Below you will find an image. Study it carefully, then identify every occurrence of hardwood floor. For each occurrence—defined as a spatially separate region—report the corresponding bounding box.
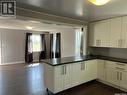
[0,63,126,95]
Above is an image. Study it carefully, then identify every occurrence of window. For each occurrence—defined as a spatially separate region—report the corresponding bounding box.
[53,34,57,58]
[31,34,41,52]
[75,28,83,56]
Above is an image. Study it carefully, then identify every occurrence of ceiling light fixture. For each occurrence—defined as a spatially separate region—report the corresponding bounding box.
[26,26,33,30]
[88,0,110,5]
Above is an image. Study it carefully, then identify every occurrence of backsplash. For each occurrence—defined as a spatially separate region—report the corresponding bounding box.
[89,47,127,59]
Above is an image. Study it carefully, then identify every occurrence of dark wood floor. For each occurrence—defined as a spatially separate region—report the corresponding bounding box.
[0,63,126,95]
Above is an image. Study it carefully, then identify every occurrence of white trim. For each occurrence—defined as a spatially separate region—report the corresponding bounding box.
[0,61,25,65]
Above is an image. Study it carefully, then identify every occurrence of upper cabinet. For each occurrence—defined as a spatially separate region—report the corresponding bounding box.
[110,17,122,48]
[122,16,127,48]
[89,20,110,47]
[89,16,127,48]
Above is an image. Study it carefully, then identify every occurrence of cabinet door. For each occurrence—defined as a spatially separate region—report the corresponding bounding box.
[110,17,122,48]
[122,16,127,48]
[97,60,106,81]
[63,64,72,90]
[80,62,87,83]
[72,63,81,87]
[98,20,110,47]
[120,71,127,89]
[85,60,97,82]
[106,68,120,86]
[89,20,110,47]
[93,22,102,47]
[54,66,64,93]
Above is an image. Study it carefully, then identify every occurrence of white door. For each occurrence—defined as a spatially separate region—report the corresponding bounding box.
[120,71,127,89]
[97,60,106,81]
[110,17,122,48]
[85,60,97,82]
[106,68,120,86]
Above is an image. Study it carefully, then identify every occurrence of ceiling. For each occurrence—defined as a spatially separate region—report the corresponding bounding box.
[0,19,78,31]
[16,0,127,21]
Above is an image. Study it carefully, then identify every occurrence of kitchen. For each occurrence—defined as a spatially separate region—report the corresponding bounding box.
[0,0,127,95]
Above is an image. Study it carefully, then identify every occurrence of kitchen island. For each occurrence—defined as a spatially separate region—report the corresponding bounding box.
[42,55,98,94]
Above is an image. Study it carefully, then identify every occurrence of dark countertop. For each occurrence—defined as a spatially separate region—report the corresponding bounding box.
[41,55,97,66]
[41,55,127,66]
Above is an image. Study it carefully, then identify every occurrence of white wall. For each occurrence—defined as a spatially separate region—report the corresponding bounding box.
[57,28,76,57]
[0,27,80,65]
[0,32,1,64]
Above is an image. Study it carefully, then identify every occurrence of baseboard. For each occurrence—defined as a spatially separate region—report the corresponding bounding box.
[0,61,25,65]
[97,79,127,92]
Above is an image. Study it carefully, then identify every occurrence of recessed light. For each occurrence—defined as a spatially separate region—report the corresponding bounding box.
[26,26,33,30]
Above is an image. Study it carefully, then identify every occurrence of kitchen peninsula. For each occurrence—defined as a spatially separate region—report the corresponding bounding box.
[42,55,127,94]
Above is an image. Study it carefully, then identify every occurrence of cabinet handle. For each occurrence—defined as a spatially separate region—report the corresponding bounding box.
[99,40,101,46]
[64,65,66,75]
[61,66,65,75]
[118,39,122,47]
[120,72,122,81]
[81,63,85,70]
[117,72,119,80]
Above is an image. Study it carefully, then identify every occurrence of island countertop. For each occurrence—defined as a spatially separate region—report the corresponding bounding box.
[41,55,127,66]
[41,55,97,66]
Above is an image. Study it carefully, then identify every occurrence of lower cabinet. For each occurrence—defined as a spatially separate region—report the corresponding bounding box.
[98,61,127,91]
[120,71,127,89]
[44,60,97,94]
[85,60,97,82]
[72,60,97,87]
[97,60,106,81]
[54,64,72,93]
[44,59,127,93]
[106,67,120,86]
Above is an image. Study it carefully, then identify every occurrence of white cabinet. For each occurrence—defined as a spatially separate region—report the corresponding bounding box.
[110,17,122,48]
[55,64,72,93]
[85,60,97,81]
[97,60,106,81]
[121,16,127,48]
[44,60,97,94]
[106,61,127,90]
[72,62,81,86]
[89,20,110,47]
[44,63,72,93]
[89,17,126,48]
[106,67,120,86]
[120,71,127,89]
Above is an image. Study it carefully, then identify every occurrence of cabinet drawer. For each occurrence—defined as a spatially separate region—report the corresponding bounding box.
[106,61,127,71]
